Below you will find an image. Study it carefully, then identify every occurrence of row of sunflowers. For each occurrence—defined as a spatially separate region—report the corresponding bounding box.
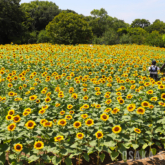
[1,44,165,164]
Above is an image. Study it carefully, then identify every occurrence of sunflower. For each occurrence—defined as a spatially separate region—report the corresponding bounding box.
[34,141,44,150]
[83,95,88,100]
[161,93,165,100]
[43,121,52,127]
[42,105,49,109]
[81,114,88,119]
[100,114,109,121]
[95,91,101,95]
[111,108,120,114]
[136,107,145,115]
[67,104,73,109]
[105,99,112,104]
[112,125,122,134]
[7,123,16,131]
[158,85,165,89]
[118,99,124,104]
[8,109,15,115]
[69,87,74,93]
[60,111,65,115]
[69,110,74,114]
[116,92,121,96]
[95,131,103,139]
[24,108,31,113]
[39,109,46,115]
[13,115,21,123]
[146,90,153,94]
[58,119,67,127]
[6,115,13,121]
[76,133,84,140]
[117,96,122,100]
[45,97,51,103]
[126,94,133,99]
[141,101,149,107]
[120,86,126,90]
[40,119,47,125]
[25,120,36,129]
[73,121,81,129]
[65,115,72,120]
[104,108,112,113]
[14,143,23,152]
[29,95,37,101]
[134,128,141,134]
[55,103,60,107]
[150,97,158,101]
[127,104,136,112]
[8,83,13,88]
[85,119,94,127]
[54,136,64,142]
[71,93,78,99]
[83,104,89,109]
[83,88,87,92]
[8,91,15,96]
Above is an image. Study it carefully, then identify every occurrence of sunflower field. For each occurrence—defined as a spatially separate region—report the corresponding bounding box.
[1,44,165,165]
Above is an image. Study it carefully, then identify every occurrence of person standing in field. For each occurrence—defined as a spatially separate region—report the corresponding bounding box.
[148,60,160,81]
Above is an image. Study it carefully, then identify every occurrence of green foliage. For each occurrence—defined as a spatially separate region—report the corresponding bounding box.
[119,34,132,44]
[46,12,93,45]
[131,19,150,28]
[101,28,119,45]
[146,19,165,34]
[117,28,128,36]
[21,0,60,31]
[89,8,128,38]
[145,31,164,47]
[127,27,147,45]
[37,30,51,43]
[0,0,27,44]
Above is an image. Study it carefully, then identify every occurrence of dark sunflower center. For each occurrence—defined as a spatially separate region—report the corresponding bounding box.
[28,122,33,127]
[87,120,92,124]
[138,109,143,112]
[114,127,119,131]
[75,123,80,126]
[8,116,11,119]
[36,143,41,147]
[78,134,82,137]
[97,133,102,137]
[143,103,148,106]
[10,125,14,129]
[14,117,19,121]
[60,121,65,124]
[103,115,107,119]
[16,145,21,150]
[135,129,140,132]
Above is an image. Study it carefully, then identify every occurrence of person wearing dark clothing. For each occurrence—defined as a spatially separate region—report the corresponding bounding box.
[148,60,160,81]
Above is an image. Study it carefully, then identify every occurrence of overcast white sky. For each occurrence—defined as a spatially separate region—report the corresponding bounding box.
[20,0,165,24]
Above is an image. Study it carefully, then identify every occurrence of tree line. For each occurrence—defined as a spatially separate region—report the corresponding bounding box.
[1,0,165,47]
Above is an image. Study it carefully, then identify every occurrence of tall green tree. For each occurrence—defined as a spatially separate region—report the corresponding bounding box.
[89,8,109,38]
[21,0,60,31]
[131,19,150,28]
[146,19,165,34]
[145,31,164,47]
[0,0,27,44]
[46,12,93,45]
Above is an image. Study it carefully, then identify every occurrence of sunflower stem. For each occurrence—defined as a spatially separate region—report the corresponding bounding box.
[79,154,81,165]
[97,151,99,165]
